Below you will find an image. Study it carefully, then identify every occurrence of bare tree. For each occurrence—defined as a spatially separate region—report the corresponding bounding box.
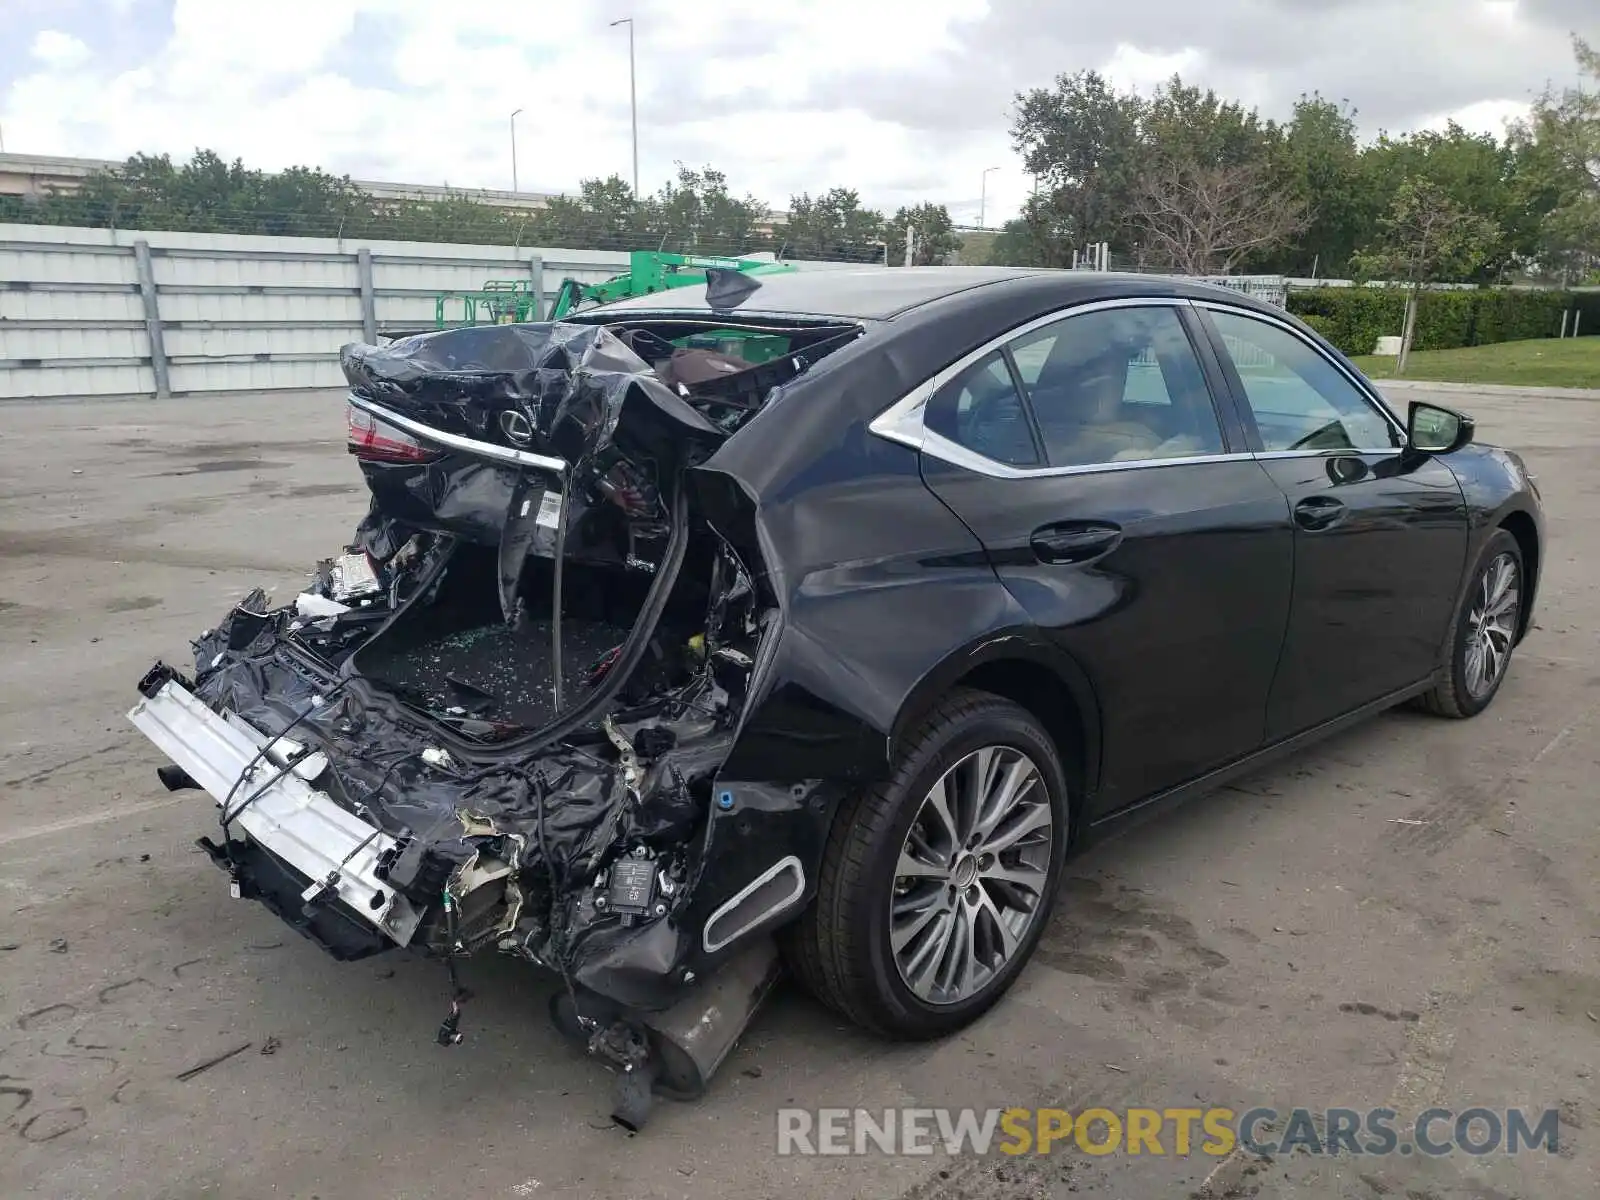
[1128,157,1308,275]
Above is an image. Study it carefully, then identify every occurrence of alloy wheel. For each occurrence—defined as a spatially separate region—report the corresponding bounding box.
[890,746,1055,1005]
[1463,551,1520,700]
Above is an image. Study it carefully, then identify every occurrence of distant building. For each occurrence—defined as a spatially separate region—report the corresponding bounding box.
[0,151,557,211]
[1,151,813,245]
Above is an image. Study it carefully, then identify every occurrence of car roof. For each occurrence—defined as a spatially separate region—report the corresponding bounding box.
[587,265,1284,323]
[589,265,1050,320]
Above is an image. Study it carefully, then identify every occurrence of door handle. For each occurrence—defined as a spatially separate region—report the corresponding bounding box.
[1293,495,1346,531]
[1029,522,1122,564]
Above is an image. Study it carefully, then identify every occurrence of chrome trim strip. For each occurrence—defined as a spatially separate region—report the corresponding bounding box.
[868,380,934,452]
[923,439,1248,480]
[867,296,1201,474]
[348,393,568,474]
[868,293,1411,480]
[1253,447,1402,461]
[702,855,806,954]
[128,681,425,946]
[925,295,1191,401]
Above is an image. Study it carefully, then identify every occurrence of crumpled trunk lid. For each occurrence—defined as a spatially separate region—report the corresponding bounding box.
[340,321,726,552]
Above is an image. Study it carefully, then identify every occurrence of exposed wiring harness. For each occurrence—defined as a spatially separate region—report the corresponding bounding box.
[216,679,349,883]
[531,766,590,1037]
[435,882,472,1046]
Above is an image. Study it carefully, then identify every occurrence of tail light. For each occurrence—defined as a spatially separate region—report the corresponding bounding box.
[347,403,439,463]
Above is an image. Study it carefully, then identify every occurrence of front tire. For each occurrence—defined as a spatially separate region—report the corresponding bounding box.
[1419,528,1524,719]
[783,688,1070,1038]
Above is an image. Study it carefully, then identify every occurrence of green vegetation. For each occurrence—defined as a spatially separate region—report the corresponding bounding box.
[0,153,959,263]
[1,35,1594,274]
[1349,337,1600,389]
[1002,36,1600,282]
[1288,286,1600,357]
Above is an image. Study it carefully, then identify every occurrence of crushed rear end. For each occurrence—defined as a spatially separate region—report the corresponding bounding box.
[128,312,861,1119]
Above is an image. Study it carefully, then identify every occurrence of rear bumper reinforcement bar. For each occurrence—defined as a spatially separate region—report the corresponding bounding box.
[128,680,425,946]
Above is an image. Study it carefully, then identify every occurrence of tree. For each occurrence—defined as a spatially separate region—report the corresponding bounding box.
[1514,36,1600,280]
[1357,124,1520,279]
[56,150,365,235]
[1351,179,1501,371]
[1129,156,1307,274]
[983,192,1081,267]
[1011,70,1147,255]
[1142,77,1279,168]
[533,176,641,249]
[782,188,885,261]
[643,165,768,255]
[1276,94,1366,276]
[885,203,958,265]
[1011,71,1302,271]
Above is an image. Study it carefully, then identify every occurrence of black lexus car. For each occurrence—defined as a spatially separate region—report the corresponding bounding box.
[130,267,1542,1116]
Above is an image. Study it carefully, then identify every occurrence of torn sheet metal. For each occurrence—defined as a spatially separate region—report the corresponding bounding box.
[341,323,726,478]
[343,324,726,582]
[157,587,748,1007]
[129,318,858,1025]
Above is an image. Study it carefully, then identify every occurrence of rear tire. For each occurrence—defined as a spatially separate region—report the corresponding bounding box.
[1418,528,1524,719]
[783,688,1069,1039]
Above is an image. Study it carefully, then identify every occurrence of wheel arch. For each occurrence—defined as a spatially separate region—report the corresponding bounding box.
[890,634,1101,835]
[1497,508,1540,641]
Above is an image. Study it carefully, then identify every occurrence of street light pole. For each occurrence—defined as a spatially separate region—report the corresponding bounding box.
[611,18,639,200]
[980,166,1000,230]
[510,108,523,193]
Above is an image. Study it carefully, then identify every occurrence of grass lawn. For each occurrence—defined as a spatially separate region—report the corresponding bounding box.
[1349,336,1600,389]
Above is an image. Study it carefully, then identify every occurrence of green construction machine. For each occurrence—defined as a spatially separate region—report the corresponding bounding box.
[423,250,802,363]
[432,250,797,329]
[433,279,541,328]
[546,250,797,319]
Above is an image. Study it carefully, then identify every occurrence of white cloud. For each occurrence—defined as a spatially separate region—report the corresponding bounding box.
[1426,98,1534,137]
[30,30,91,69]
[1102,44,1205,95]
[0,0,1592,229]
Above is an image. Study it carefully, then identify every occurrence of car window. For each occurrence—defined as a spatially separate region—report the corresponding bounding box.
[924,350,1040,467]
[1008,306,1226,468]
[1207,310,1401,452]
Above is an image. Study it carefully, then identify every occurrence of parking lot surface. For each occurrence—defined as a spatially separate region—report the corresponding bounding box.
[2,386,1597,1199]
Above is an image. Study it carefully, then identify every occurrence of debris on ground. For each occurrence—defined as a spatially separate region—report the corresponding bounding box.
[176,1041,254,1081]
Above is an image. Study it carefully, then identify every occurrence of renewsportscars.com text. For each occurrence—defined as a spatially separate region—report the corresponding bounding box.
[776,1106,1560,1158]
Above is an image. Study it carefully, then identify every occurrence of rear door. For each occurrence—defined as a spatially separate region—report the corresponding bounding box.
[911,299,1295,816]
[1196,304,1468,740]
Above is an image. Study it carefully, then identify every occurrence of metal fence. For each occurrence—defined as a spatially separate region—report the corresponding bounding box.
[0,223,856,401]
[1190,274,1288,308]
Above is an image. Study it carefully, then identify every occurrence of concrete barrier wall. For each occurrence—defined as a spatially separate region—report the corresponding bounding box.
[0,224,853,401]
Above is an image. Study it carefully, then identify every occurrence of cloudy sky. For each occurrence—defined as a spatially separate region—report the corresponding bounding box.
[0,0,1594,225]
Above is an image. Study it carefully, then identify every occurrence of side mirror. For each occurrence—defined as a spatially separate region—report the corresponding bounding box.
[1407,401,1474,456]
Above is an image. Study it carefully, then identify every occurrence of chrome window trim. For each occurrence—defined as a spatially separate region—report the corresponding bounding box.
[1189,299,1409,446]
[919,435,1245,480]
[1255,447,1403,460]
[866,294,1412,482]
[868,295,1255,478]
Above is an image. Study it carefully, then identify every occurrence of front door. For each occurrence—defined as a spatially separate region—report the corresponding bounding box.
[916,300,1295,816]
[1197,306,1468,740]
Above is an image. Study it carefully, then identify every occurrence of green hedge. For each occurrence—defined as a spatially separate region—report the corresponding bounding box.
[1287,287,1600,357]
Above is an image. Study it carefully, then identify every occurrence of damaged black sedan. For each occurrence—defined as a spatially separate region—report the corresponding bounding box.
[130,267,1544,1124]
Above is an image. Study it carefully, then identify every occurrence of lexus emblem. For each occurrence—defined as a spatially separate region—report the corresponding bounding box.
[499,410,534,446]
